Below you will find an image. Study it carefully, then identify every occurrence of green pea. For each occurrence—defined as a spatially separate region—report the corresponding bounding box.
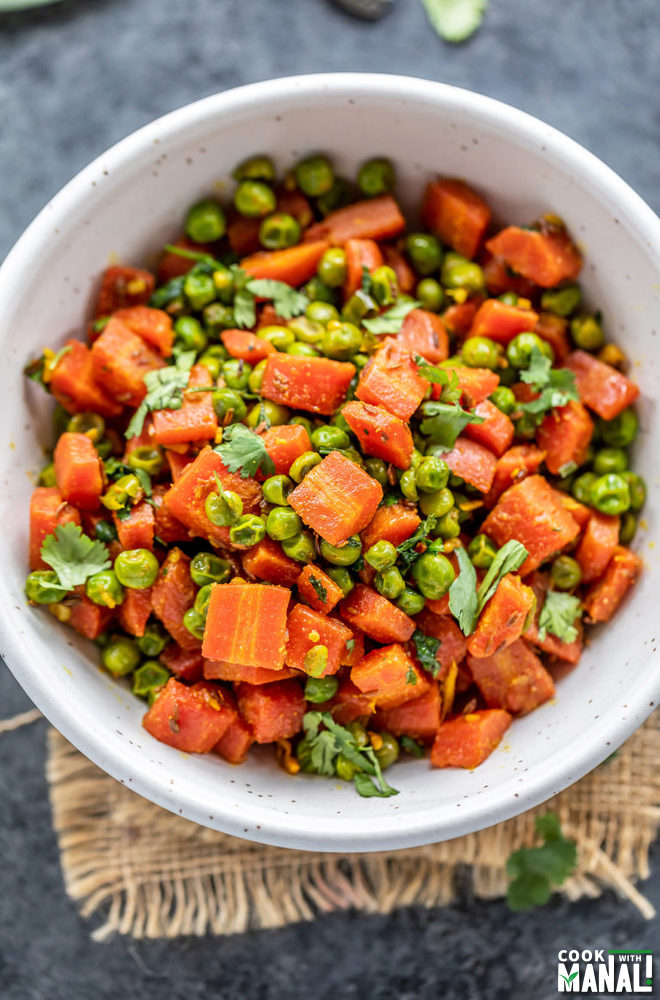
[205,489,243,527]
[335,753,359,781]
[399,468,419,502]
[234,180,276,218]
[570,314,604,351]
[365,540,398,571]
[286,341,320,357]
[311,425,351,451]
[406,233,442,276]
[468,534,497,569]
[95,439,114,460]
[320,322,363,361]
[194,583,214,616]
[190,551,231,587]
[621,471,646,511]
[374,731,400,770]
[174,315,208,354]
[266,507,302,541]
[375,566,406,600]
[364,458,389,487]
[295,155,334,197]
[288,316,324,345]
[498,292,519,306]
[114,549,159,589]
[370,265,398,307]
[185,198,226,243]
[183,273,216,311]
[212,266,235,304]
[600,409,638,448]
[489,386,517,415]
[258,325,296,351]
[197,352,222,380]
[341,290,378,327]
[281,531,316,563]
[619,511,637,545]
[86,569,125,608]
[25,570,68,604]
[419,487,454,517]
[540,283,581,317]
[514,413,539,440]
[94,520,118,544]
[441,252,485,291]
[262,474,294,506]
[222,358,253,390]
[572,471,598,505]
[246,400,289,427]
[416,278,444,312]
[304,675,339,704]
[302,276,337,304]
[412,552,456,599]
[415,456,450,493]
[232,155,276,183]
[592,447,627,475]
[203,302,235,334]
[67,411,106,441]
[507,332,553,369]
[434,508,461,539]
[306,300,339,326]
[259,212,301,250]
[38,462,57,488]
[212,388,247,424]
[357,157,395,197]
[550,555,582,590]
[101,636,141,677]
[316,176,352,216]
[462,336,501,370]
[589,473,631,515]
[126,446,164,477]
[317,247,347,288]
[137,622,169,658]
[101,474,143,512]
[320,535,362,566]
[229,514,267,547]
[395,587,426,616]
[330,411,352,435]
[289,450,323,483]
[182,607,206,640]
[132,661,170,702]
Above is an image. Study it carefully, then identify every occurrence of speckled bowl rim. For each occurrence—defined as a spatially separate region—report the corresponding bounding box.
[1,74,659,851]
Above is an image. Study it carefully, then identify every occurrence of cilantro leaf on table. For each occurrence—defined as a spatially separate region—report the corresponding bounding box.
[214,424,275,479]
[40,522,111,590]
[308,574,328,605]
[362,299,420,335]
[518,347,579,419]
[419,400,483,451]
[420,0,488,43]
[412,630,441,678]
[125,350,196,439]
[448,545,479,635]
[506,812,577,911]
[396,515,437,571]
[538,590,582,643]
[302,712,399,798]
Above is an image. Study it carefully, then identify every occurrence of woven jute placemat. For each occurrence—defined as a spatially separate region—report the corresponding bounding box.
[21,709,653,941]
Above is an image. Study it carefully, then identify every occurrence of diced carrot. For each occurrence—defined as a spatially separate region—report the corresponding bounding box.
[414,610,468,675]
[351,643,430,710]
[68,593,113,639]
[260,423,311,477]
[91,316,164,407]
[467,573,536,658]
[382,244,416,295]
[29,487,81,571]
[157,237,216,283]
[342,400,414,469]
[356,340,427,421]
[360,503,421,551]
[112,306,174,357]
[576,512,620,584]
[285,603,353,677]
[481,252,537,298]
[49,340,123,418]
[159,643,204,682]
[343,238,384,300]
[288,451,382,547]
[214,699,255,764]
[374,683,441,742]
[119,587,152,637]
[53,432,103,511]
[483,444,546,508]
[468,298,539,344]
[485,226,582,288]
[113,501,155,551]
[305,195,405,245]
[396,308,449,364]
[430,709,512,768]
[523,571,583,664]
[241,538,302,587]
[296,564,344,615]
[339,584,415,644]
[557,493,591,530]
[319,677,374,725]
[442,299,481,338]
[443,437,498,494]
[151,484,190,544]
[236,679,306,743]
[564,350,640,420]
[438,366,500,407]
[122,420,156,459]
[583,545,642,623]
[152,364,217,446]
[464,399,514,457]
[228,188,313,255]
[165,449,194,482]
[95,266,154,317]
[467,639,554,715]
[261,354,355,416]
[534,312,570,364]
[240,240,329,285]
[483,475,581,574]
[151,547,199,651]
[535,399,594,476]
[421,179,491,259]
[221,329,276,364]
[143,678,236,753]
[202,581,290,669]
[341,628,365,667]
[203,660,299,684]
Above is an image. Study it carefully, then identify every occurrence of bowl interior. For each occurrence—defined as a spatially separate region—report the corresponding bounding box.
[1,75,658,851]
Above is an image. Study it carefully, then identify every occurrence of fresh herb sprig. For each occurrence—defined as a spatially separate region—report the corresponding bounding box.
[396,515,437,571]
[507,812,577,911]
[412,630,442,678]
[214,424,275,479]
[518,347,579,420]
[449,540,529,636]
[125,351,196,439]
[362,299,419,335]
[538,590,582,644]
[302,712,399,798]
[40,523,111,590]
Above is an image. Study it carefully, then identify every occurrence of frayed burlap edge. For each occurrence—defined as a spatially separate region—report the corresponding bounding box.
[40,711,659,941]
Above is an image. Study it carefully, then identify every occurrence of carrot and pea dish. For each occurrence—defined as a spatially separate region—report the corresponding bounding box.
[24,153,644,797]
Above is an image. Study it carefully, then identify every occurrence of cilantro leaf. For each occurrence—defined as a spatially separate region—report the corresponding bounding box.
[214,424,275,479]
[420,0,488,43]
[406,665,418,685]
[419,400,484,450]
[308,574,328,605]
[448,545,479,635]
[361,266,373,294]
[41,522,111,590]
[246,278,309,321]
[518,347,579,419]
[103,458,152,497]
[362,299,420,335]
[396,515,437,571]
[400,735,425,758]
[412,630,441,678]
[125,351,196,439]
[232,288,257,329]
[506,812,577,911]
[476,540,528,615]
[162,244,221,267]
[301,711,399,798]
[413,357,461,403]
[538,590,582,643]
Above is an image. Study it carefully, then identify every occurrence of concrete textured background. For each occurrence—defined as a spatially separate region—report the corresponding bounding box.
[0,1,659,996]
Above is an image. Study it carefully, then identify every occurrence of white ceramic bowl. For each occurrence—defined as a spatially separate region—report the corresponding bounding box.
[1,74,658,852]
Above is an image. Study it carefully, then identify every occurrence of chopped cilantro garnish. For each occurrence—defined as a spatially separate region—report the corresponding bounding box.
[308,574,328,605]
[538,590,582,644]
[507,812,577,911]
[214,424,275,479]
[419,400,484,450]
[412,630,442,678]
[125,351,196,439]
[400,735,426,758]
[396,515,437,571]
[246,278,308,320]
[414,357,462,404]
[449,540,528,636]
[518,347,579,419]
[302,712,399,798]
[40,522,111,590]
[362,299,419,335]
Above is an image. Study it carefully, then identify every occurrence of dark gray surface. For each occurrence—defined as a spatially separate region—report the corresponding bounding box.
[1,0,659,997]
